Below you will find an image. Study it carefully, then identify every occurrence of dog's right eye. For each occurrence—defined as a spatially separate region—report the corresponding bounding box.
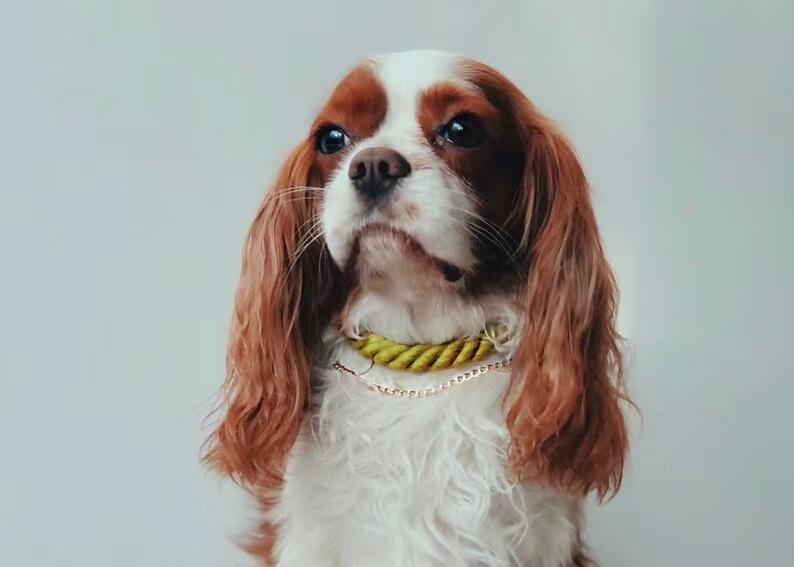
[316,126,350,154]
[440,114,486,149]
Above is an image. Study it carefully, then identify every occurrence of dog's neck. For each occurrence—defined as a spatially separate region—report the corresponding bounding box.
[339,286,523,346]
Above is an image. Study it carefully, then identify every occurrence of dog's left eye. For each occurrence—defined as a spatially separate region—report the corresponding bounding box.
[440,114,486,148]
[316,125,350,154]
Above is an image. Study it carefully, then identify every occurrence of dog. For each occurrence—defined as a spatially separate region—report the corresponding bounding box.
[205,50,630,566]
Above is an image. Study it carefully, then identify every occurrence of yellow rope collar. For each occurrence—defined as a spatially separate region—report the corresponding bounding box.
[350,324,508,372]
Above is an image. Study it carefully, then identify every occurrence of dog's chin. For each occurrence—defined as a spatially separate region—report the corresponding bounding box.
[354,224,465,287]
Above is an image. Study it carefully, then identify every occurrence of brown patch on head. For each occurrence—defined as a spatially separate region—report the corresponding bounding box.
[417,80,525,277]
[418,83,500,130]
[309,64,388,185]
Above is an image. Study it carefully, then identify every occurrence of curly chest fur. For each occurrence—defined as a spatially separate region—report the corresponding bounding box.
[273,358,582,567]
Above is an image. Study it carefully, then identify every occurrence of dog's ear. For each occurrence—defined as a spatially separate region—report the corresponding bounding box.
[204,141,338,488]
[507,101,630,500]
[464,61,631,499]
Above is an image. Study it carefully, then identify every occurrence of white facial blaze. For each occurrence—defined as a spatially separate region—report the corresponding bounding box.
[320,50,515,343]
[321,50,478,276]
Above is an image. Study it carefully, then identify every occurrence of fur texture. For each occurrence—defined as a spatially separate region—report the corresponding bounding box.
[205,50,630,566]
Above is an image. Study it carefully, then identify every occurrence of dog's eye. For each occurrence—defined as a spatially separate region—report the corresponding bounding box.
[441,114,486,148]
[316,125,350,154]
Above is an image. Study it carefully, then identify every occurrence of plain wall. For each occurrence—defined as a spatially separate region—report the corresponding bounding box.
[2,1,792,565]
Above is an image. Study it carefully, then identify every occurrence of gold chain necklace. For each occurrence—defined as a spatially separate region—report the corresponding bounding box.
[332,358,512,398]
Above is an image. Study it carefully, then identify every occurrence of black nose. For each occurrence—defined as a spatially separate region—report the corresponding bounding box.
[348,147,411,198]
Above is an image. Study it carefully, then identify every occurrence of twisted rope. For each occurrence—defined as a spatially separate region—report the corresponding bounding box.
[350,325,507,372]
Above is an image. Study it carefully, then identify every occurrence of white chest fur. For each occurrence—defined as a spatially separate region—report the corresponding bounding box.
[273,345,580,567]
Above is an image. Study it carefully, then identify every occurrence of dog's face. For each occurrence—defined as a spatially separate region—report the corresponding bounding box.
[318,52,523,298]
[206,51,629,503]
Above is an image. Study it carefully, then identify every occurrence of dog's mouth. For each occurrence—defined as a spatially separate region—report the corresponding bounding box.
[354,223,464,283]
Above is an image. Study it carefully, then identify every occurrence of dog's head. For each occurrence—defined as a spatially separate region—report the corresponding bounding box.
[205,51,629,500]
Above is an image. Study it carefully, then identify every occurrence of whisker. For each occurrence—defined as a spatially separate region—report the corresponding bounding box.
[290,227,326,272]
[292,217,324,261]
[461,212,517,254]
[296,217,323,236]
[447,203,517,248]
[433,203,519,266]
[275,185,325,195]
[296,219,323,248]
[445,182,518,250]
[464,223,518,270]
[429,209,511,269]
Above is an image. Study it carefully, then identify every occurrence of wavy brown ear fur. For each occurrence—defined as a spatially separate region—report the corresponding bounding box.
[204,140,338,489]
[465,62,630,500]
[509,96,629,501]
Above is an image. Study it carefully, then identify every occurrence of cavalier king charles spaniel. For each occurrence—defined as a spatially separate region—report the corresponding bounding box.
[205,50,631,566]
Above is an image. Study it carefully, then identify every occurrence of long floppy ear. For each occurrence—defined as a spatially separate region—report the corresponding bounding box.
[204,140,338,488]
[506,104,630,500]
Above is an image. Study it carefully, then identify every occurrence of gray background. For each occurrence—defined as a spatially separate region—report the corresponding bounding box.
[2,1,792,566]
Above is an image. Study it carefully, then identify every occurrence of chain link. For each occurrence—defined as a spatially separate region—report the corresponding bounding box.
[332,358,512,398]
